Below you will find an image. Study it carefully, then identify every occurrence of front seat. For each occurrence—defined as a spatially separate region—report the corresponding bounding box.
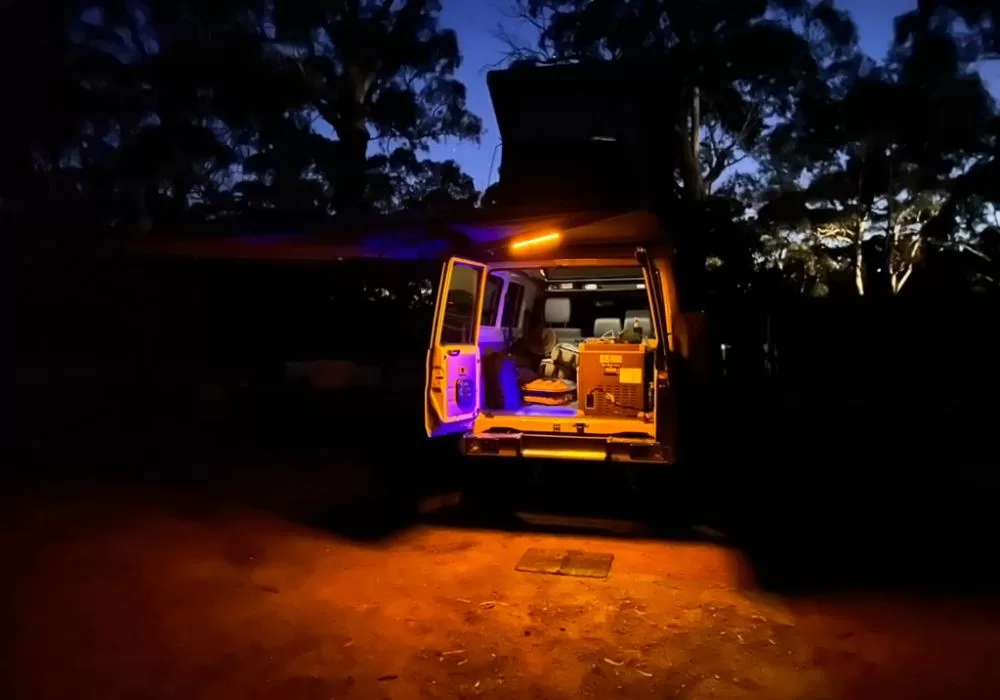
[593,317,622,338]
[624,309,653,338]
[544,298,582,342]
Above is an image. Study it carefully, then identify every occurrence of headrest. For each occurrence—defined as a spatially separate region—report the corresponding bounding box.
[593,318,622,337]
[544,297,571,325]
[624,310,653,337]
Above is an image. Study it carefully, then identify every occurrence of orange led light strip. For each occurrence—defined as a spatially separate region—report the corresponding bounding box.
[510,232,561,250]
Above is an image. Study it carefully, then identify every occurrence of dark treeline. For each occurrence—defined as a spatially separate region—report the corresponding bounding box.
[492,0,1000,299]
[5,0,1000,466]
[0,0,483,238]
[2,0,1000,304]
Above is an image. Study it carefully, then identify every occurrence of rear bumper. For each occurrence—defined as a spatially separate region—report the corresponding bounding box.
[462,432,672,464]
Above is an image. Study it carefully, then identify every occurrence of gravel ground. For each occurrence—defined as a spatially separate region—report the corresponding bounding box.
[3,475,1000,700]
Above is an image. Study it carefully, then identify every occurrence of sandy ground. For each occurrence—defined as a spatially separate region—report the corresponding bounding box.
[3,483,1000,700]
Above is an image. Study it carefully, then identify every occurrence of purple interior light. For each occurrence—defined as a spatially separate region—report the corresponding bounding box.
[509,404,578,417]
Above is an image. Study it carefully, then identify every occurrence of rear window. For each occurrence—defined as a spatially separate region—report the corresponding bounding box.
[441,262,483,345]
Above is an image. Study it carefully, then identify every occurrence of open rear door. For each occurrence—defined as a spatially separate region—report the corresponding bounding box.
[425,257,488,438]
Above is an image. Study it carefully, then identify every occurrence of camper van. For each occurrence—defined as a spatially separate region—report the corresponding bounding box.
[425,209,703,465]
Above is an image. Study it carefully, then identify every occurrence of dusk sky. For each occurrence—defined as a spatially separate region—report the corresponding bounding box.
[430,0,1000,191]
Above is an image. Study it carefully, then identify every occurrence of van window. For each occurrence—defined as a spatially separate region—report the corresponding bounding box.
[501,280,525,328]
[441,263,483,345]
[481,273,504,326]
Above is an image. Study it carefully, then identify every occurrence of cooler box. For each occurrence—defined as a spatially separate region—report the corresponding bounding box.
[577,342,647,416]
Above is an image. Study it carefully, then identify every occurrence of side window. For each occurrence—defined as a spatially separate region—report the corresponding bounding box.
[501,281,526,328]
[440,263,483,345]
[481,273,504,326]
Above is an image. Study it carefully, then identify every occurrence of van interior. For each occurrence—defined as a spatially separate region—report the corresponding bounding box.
[462,264,659,424]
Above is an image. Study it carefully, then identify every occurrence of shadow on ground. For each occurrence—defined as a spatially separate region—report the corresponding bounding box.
[7,381,1000,601]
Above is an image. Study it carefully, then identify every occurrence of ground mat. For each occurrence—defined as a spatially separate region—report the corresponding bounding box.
[515,548,614,578]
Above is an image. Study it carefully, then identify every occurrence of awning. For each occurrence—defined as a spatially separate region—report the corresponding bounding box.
[127,209,666,263]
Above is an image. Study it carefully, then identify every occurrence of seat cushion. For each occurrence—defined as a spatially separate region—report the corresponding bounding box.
[552,327,582,342]
[537,359,572,379]
[550,343,580,369]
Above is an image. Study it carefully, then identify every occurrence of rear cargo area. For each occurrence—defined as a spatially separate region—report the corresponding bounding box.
[478,267,657,431]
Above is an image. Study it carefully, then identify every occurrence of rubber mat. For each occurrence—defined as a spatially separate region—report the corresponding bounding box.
[515,548,614,578]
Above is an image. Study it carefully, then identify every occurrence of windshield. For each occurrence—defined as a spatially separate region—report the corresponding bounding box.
[544,289,653,339]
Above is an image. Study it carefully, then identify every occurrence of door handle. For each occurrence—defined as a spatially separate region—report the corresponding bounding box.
[447,349,461,356]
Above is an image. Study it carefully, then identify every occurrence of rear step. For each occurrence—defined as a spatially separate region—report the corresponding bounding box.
[463,432,669,463]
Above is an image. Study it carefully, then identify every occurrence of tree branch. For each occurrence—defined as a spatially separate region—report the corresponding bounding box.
[702,107,759,190]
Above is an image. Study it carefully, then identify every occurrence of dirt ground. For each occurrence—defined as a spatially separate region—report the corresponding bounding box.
[3,481,1000,700]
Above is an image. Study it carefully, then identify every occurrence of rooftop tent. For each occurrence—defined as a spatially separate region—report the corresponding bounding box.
[488,61,673,142]
[486,61,680,213]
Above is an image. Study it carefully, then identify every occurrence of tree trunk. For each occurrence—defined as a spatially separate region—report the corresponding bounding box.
[674,87,706,201]
[331,11,375,220]
[888,220,901,294]
[854,217,868,296]
[335,121,370,219]
[855,241,865,295]
[889,237,921,294]
[691,86,701,180]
